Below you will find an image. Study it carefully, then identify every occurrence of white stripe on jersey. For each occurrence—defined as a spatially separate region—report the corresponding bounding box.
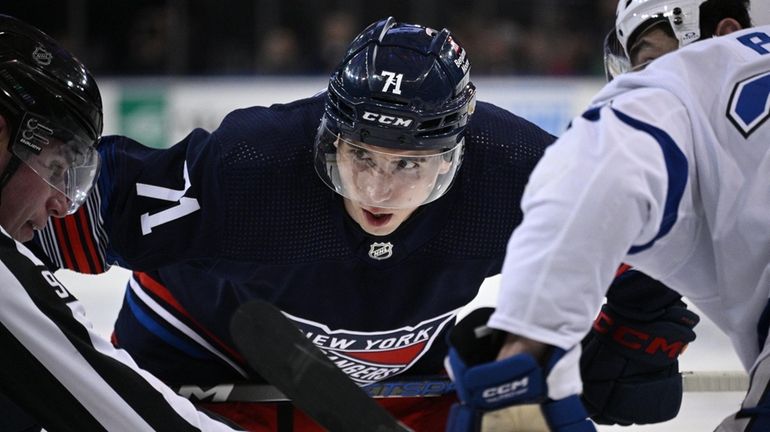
[128,275,249,377]
[39,214,65,270]
[0,255,155,430]
[85,183,109,267]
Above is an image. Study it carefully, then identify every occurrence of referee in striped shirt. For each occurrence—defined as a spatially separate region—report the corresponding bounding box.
[0,15,241,432]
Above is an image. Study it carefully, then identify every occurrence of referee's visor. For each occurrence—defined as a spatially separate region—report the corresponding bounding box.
[12,111,100,215]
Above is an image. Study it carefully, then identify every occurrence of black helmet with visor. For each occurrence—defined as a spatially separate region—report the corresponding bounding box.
[0,14,102,215]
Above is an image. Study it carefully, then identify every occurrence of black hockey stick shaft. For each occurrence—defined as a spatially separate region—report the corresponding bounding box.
[229,299,413,432]
[176,369,749,403]
[176,375,456,402]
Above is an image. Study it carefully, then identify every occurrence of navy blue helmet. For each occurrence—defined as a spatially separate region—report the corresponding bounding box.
[315,17,475,209]
[321,16,475,151]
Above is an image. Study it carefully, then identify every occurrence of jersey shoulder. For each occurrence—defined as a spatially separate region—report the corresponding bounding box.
[212,94,325,169]
[422,102,555,259]
[465,101,555,174]
[211,95,347,261]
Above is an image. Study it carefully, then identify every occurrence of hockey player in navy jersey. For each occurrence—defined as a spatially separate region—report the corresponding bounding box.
[31,17,696,431]
[442,1,770,431]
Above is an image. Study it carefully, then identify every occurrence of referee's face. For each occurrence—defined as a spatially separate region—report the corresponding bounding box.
[0,117,69,242]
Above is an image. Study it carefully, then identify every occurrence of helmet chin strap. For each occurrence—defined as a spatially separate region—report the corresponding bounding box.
[0,154,22,208]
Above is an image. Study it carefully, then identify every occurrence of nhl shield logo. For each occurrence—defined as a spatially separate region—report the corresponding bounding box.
[368,242,393,260]
[32,46,52,66]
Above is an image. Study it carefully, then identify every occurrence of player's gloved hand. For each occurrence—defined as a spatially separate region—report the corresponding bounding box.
[580,300,699,425]
[444,308,595,432]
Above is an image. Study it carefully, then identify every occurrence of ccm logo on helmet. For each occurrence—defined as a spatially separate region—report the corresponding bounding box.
[482,377,529,401]
[362,111,413,127]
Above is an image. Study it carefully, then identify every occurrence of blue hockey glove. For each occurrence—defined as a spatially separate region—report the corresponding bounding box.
[580,301,699,425]
[445,308,595,432]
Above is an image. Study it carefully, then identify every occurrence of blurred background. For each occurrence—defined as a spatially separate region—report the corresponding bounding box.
[7,0,617,77]
[3,1,621,147]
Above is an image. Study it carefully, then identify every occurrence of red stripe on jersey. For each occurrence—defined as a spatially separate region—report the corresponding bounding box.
[64,215,91,273]
[52,217,75,271]
[135,272,245,363]
[345,341,427,366]
[199,393,456,432]
[75,209,103,274]
[616,263,632,277]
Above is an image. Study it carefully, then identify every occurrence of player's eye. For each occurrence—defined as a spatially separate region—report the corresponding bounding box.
[350,148,369,160]
[349,148,377,167]
[395,159,419,170]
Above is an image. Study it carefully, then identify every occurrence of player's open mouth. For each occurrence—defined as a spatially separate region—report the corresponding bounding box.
[362,209,393,227]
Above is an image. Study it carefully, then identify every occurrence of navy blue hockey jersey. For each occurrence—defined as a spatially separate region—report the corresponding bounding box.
[35,94,554,428]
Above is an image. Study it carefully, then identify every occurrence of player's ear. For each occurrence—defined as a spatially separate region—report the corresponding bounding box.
[715,18,743,36]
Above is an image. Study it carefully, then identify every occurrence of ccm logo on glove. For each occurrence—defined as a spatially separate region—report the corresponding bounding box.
[482,377,529,401]
[593,311,687,358]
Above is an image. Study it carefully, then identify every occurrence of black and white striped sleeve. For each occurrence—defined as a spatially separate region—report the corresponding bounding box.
[0,232,240,432]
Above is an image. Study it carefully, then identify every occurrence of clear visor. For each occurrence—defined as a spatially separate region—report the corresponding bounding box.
[605,19,679,81]
[12,113,100,214]
[603,27,632,82]
[315,123,463,209]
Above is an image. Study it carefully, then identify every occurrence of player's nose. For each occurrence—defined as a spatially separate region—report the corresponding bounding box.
[360,171,393,203]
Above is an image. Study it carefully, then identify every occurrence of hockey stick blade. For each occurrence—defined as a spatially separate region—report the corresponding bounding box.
[682,370,748,392]
[230,299,413,432]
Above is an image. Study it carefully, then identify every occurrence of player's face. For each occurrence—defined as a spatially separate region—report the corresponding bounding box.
[628,25,679,70]
[336,140,451,236]
[0,140,69,242]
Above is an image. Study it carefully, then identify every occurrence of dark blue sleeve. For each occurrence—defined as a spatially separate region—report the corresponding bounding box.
[33,126,225,272]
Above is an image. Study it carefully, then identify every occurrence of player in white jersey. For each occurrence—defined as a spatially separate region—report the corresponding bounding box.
[443,1,770,431]
[0,15,241,432]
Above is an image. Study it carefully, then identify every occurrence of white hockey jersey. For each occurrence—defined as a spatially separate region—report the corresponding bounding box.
[489,25,770,372]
